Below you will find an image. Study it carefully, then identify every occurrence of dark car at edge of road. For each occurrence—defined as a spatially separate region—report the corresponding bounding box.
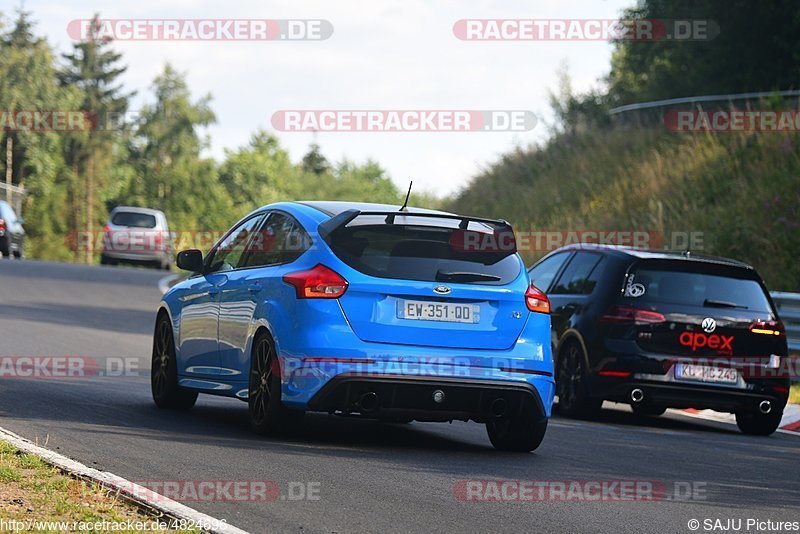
[528,244,790,436]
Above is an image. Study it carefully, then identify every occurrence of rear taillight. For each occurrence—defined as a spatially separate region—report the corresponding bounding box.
[0,218,5,232]
[283,264,348,299]
[749,320,785,336]
[601,306,666,325]
[525,284,550,314]
[103,224,110,233]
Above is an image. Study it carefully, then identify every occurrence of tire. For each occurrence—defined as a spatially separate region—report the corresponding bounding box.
[735,409,782,436]
[248,331,304,435]
[151,314,198,410]
[12,244,22,259]
[100,254,109,265]
[487,417,548,452]
[556,341,602,418]
[631,403,667,417]
[0,237,9,258]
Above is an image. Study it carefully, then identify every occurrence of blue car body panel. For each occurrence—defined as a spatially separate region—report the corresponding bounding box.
[159,201,555,418]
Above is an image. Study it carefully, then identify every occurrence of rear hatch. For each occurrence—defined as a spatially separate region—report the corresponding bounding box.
[324,211,528,350]
[605,259,787,379]
[104,210,165,255]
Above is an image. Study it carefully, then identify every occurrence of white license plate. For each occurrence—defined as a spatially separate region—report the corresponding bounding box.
[397,300,480,324]
[675,363,737,384]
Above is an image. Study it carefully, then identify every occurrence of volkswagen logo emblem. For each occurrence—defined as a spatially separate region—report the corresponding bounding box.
[433,285,451,295]
[701,317,716,333]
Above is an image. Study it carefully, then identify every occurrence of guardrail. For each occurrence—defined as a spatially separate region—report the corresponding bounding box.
[772,292,800,355]
[607,89,800,126]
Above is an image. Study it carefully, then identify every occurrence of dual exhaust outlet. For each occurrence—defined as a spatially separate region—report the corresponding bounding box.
[629,388,774,415]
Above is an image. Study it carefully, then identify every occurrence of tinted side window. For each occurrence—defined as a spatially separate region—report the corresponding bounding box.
[551,252,604,295]
[528,252,571,292]
[241,212,311,268]
[207,214,265,273]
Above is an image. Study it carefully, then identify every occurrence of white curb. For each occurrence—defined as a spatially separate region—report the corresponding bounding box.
[669,407,800,436]
[0,426,248,534]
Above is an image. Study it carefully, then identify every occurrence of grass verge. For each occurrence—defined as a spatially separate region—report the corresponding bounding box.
[0,439,198,532]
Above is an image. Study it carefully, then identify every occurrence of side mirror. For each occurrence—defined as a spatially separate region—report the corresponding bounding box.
[176,249,204,272]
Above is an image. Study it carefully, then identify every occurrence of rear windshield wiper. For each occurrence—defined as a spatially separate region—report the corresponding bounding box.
[436,271,501,283]
[703,298,748,309]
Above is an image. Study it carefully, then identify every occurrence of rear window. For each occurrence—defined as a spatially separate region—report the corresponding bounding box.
[626,263,772,313]
[112,211,157,228]
[327,224,521,285]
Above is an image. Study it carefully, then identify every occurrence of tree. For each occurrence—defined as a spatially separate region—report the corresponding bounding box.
[219,131,297,215]
[60,14,132,262]
[122,64,233,233]
[301,142,330,176]
[607,0,800,105]
[0,9,80,259]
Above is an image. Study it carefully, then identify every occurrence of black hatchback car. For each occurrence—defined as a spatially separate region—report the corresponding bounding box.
[528,244,790,436]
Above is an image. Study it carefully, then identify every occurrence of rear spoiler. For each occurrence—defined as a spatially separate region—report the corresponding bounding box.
[317,209,514,240]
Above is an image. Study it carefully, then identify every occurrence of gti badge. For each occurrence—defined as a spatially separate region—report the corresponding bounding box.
[433,285,451,295]
[701,317,716,333]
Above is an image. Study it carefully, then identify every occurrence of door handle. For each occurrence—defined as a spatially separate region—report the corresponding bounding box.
[248,283,263,294]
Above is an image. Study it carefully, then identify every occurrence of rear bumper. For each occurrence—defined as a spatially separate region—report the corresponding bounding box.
[593,376,789,414]
[307,373,548,423]
[102,250,170,263]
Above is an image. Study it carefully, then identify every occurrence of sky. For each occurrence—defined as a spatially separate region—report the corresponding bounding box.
[18,0,633,197]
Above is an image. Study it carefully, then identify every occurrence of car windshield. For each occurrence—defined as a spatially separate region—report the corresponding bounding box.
[327,223,521,285]
[111,212,157,228]
[627,266,773,313]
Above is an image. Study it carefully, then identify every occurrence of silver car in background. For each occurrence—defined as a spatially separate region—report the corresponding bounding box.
[101,206,173,270]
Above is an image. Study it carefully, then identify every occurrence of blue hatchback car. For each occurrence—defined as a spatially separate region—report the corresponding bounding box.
[152,201,554,451]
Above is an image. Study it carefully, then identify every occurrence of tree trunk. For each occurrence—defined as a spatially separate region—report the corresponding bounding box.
[5,136,11,204]
[85,156,94,264]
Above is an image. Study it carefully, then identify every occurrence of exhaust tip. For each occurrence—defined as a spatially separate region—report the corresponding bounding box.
[759,400,772,414]
[630,388,645,404]
[490,398,508,418]
[360,392,379,413]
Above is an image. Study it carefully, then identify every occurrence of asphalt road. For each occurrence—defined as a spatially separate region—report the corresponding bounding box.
[1,259,799,533]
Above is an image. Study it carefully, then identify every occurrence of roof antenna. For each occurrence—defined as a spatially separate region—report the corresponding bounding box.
[399,181,413,212]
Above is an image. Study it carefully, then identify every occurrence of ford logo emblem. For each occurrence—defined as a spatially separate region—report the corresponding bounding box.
[433,285,451,295]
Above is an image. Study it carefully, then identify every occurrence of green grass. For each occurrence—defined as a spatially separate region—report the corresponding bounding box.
[0,439,201,532]
[447,125,800,291]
